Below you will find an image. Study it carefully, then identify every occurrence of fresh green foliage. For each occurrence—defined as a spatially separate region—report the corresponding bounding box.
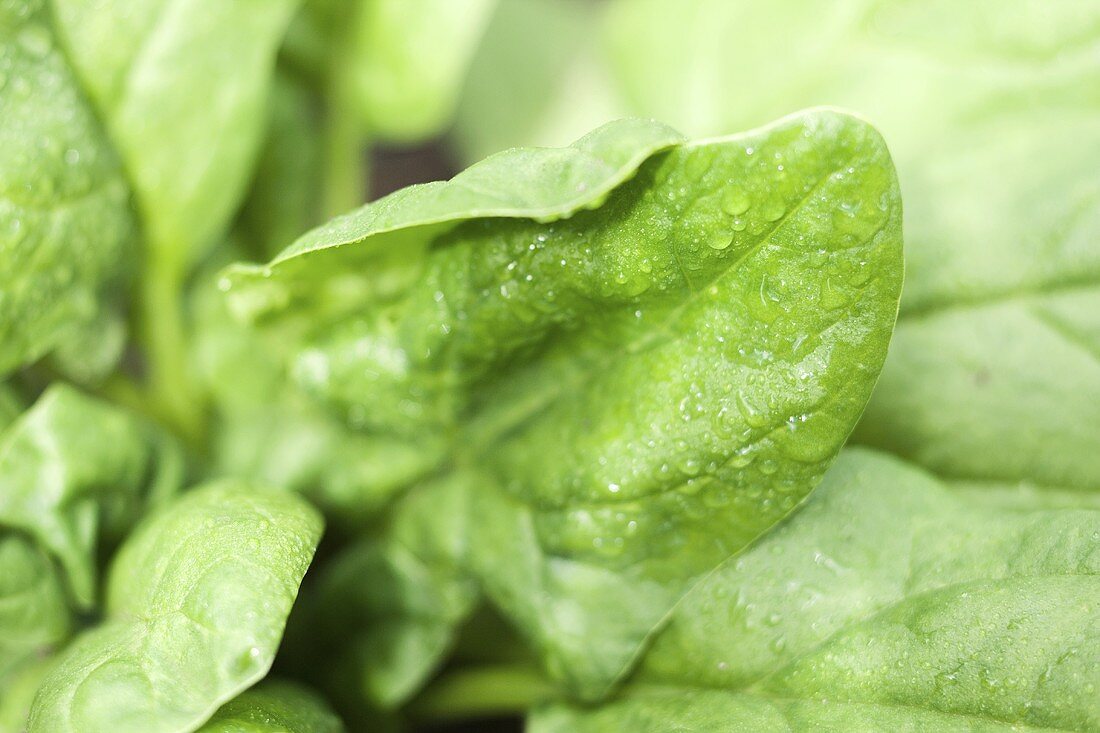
[237,75,325,261]
[0,385,180,608]
[288,0,495,144]
[531,448,1100,731]
[339,0,495,143]
[0,537,66,680]
[27,483,323,733]
[226,110,903,698]
[452,0,616,162]
[561,0,1100,496]
[299,474,478,708]
[193,259,427,522]
[198,682,345,733]
[2,1,1095,731]
[50,0,299,266]
[0,0,136,375]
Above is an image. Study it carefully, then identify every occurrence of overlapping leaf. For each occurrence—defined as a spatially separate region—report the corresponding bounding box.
[0,384,181,608]
[604,0,1100,496]
[197,682,344,733]
[51,0,299,264]
[27,483,323,733]
[298,474,477,709]
[0,536,67,680]
[533,449,1100,731]
[226,111,903,696]
[0,0,136,374]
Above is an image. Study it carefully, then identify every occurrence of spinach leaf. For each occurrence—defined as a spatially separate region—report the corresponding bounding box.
[0,384,181,608]
[0,0,137,375]
[5,0,301,436]
[531,448,1100,731]
[0,536,67,679]
[605,0,1100,496]
[226,111,903,697]
[194,254,434,522]
[287,0,496,144]
[27,482,323,733]
[197,682,344,733]
[451,0,624,163]
[0,657,51,733]
[299,474,477,708]
[50,0,300,267]
[0,385,21,430]
[340,0,496,143]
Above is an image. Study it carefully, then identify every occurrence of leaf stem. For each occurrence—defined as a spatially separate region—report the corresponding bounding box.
[322,70,368,218]
[407,664,557,723]
[138,254,203,446]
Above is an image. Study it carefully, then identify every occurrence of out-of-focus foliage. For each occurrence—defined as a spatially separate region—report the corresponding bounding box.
[2,0,1097,731]
[0,0,136,375]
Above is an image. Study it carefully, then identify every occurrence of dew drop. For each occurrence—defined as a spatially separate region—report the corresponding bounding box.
[18,25,51,59]
[707,232,732,250]
[721,189,751,216]
[762,200,786,222]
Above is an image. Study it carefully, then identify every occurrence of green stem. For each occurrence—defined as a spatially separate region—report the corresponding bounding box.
[408,664,557,723]
[139,255,203,446]
[322,72,368,218]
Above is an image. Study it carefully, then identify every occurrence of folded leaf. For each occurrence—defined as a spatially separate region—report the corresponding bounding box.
[198,682,344,733]
[606,0,1100,495]
[0,384,181,608]
[226,111,903,697]
[224,115,684,319]
[27,482,323,733]
[532,449,1100,730]
[0,0,136,374]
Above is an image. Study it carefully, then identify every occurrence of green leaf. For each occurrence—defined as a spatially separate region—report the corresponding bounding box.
[0,0,137,375]
[225,111,903,697]
[193,253,434,522]
[0,657,51,733]
[27,482,323,733]
[605,0,1100,494]
[0,385,21,430]
[451,0,625,163]
[860,293,1100,494]
[291,0,495,144]
[197,682,344,733]
[0,384,181,608]
[50,0,300,263]
[344,0,496,143]
[532,449,1100,731]
[0,534,68,679]
[224,116,684,318]
[300,475,477,708]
